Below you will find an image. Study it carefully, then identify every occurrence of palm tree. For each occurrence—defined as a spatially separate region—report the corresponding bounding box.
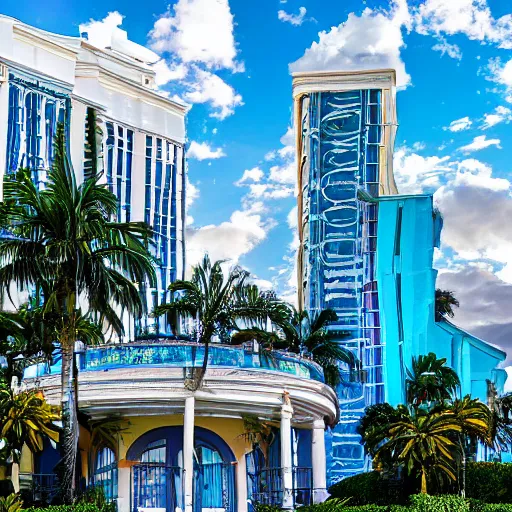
[486,388,512,455]
[435,289,460,322]
[0,125,155,501]
[406,352,460,407]
[447,396,492,495]
[154,255,271,390]
[279,308,355,388]
[0,386,60,488]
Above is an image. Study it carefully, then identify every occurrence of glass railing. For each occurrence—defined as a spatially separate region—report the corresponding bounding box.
[23,341,325,383]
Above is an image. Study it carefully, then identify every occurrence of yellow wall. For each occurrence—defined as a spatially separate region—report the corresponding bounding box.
[117,415,252,464]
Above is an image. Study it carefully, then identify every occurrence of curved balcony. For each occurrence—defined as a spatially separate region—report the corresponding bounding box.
[23,340,325,383]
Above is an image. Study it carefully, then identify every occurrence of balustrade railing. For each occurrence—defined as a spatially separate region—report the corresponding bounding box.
[24,341,324,383]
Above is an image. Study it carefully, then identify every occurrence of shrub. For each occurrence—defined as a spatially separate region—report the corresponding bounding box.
[0,494,22,512]
[409,494,469,512]
[472,506,512,512]
[328,472,413,506]
[466,463,512,504]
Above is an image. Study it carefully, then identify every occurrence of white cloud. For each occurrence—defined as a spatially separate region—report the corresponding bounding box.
[79,11,124,49]
[80,12,160,63]
[186,207,273,267]
[235,167,264,185]
[268,161,296,185]
[152,59,188,86]
[289,0,411,89]
[183,67,243,119]
[187,141,226,160]
[444,116,472,132]
[481,105,512,129]
[458,135,501,153]
[414,0,512,49]
[278,7,307,26]
[431,37,462,60]
[149,0,242,71]
[393,147,453,194]
[435,169,512,270]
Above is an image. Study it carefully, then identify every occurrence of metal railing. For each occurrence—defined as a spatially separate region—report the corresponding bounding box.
[132,463,183,512]
[22,473,59,505]
[249,467,312,508]
[195,462,236,512]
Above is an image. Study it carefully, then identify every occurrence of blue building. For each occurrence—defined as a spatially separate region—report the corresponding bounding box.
[292,70,507,485]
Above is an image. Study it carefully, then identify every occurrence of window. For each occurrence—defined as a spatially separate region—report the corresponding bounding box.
[141,439,166,464]
[103,121,134,222]
[94,447,117,501]
[6,73,68,184]
[143,135,182,335]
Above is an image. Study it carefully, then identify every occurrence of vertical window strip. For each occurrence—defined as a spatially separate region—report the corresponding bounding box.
[5,77,68,178]
[104,121,133,222]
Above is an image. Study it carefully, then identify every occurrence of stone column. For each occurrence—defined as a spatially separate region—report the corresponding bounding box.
[236,457,247,512]
[280,393,294,509]
[311,419,328,503]
[116,465,131,512]
[183,396,195,512]
[11,463,19,493]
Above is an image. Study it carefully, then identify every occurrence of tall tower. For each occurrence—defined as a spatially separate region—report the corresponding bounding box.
[292,70,397,482]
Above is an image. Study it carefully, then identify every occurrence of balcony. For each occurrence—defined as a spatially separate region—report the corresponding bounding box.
[23,340,325,383]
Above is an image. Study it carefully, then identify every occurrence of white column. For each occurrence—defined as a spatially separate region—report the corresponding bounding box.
[11,463,19,493]
[311,419,328,503]
[117,466,131,512]
[280,397,294,509]
[183,396,195,512]
[236,457,248,512]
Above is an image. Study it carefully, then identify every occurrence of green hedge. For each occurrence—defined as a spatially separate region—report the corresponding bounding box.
[466,463,512,504]
[328,471,413,505]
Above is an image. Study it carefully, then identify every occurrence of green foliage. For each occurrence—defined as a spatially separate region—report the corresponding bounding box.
[435,289,460,322]
[465,462,512,504]
[296,498,350,510]
[0,387,60,464]
[406,352,460,405]
[254,505,282,512]
[329,472,387,505]
[0,494,22,512]
[409,494,469,512]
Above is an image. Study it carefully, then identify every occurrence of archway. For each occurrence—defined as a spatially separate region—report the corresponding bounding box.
[127,426,236,512]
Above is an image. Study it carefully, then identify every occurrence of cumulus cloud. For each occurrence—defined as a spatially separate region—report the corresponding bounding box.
[481,106,512,129]
[152,60,188,86]
[149,0,241,70]
[186,205,273,267]
[444,116,472,132]
[278,7,308,26]
[458,135,501,153]
[289,0,411,89]
[235,167,264,185]
[414,0,512,49]
[183,67,243,119]
[393,147,453,194]
[431,37,462,60]
[79,11,124,49]
[187,141,226,160]
[435,166,512,273]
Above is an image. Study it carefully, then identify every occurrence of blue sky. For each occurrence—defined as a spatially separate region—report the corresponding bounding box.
[3,0,512,370]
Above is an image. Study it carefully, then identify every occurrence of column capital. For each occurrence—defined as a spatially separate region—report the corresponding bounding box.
[311,418,325,430]
[281,390,294,417]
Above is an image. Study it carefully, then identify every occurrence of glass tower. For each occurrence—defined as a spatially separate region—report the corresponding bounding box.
[293,70,397,483]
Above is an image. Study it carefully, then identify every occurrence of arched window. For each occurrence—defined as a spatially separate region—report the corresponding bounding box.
[94,447,117,501]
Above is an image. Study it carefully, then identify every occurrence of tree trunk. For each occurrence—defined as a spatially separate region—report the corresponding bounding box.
[60,336,78,503]
[189,327,214,391]
[421,468,428,494]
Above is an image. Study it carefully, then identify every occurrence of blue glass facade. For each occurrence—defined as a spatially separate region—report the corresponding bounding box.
[6,71,69,186]
[104,121,134,222]
[298,88,386,483]
[141,135,181,335]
